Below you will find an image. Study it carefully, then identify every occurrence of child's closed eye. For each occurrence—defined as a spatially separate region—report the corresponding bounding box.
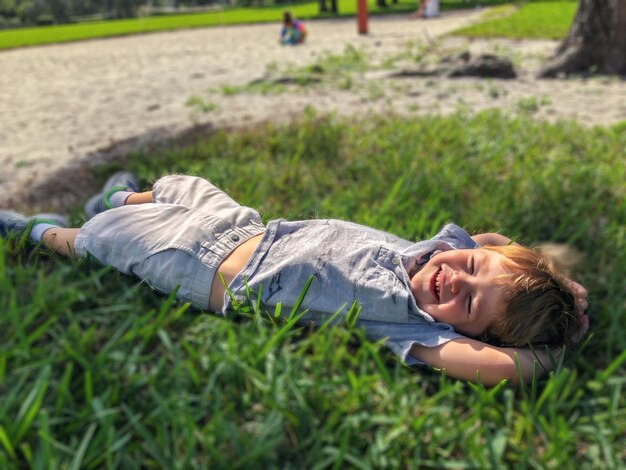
[469,255,475,274]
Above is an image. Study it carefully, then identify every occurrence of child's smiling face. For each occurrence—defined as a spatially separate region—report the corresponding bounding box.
[410,248,510,337]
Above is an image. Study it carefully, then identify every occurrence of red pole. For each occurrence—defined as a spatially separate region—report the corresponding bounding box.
[357,0,368,34]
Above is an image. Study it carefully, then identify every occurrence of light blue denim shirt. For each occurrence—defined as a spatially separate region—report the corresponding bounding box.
[227,220,479,365]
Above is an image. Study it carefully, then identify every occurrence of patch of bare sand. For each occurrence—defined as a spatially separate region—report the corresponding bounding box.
[1,10,625,211]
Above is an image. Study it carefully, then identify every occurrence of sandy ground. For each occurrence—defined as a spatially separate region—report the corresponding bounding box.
[1,10,625,211]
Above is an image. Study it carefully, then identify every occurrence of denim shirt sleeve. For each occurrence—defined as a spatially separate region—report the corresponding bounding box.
[357,316,467,366]
[431,223,479,250]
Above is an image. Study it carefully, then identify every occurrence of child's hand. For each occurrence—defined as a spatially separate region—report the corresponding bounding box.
[567,279,588,313]
[578,314,590,342]
[566,279,589,343]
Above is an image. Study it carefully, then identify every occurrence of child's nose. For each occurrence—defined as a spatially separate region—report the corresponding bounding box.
[449,270,468,295]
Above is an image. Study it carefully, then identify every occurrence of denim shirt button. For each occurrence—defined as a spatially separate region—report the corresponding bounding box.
[231,234,240,242]
[391,256,400,265]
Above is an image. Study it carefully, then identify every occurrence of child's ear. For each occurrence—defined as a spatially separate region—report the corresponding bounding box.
[534,243,583,276]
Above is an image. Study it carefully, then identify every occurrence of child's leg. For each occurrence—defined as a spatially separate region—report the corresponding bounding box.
[74,203,228,310]
[125,192,153,205]
[41,228,80,257]
[91,173,242,213]
[152,175,245,216]
[74,176,265,311]
[0,211,71,249]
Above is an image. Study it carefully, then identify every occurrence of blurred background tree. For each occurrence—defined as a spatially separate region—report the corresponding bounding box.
[540,0,626,76]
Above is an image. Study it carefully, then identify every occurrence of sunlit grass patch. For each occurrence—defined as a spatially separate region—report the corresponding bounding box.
[211,44,372,97]
[453,1,578,40]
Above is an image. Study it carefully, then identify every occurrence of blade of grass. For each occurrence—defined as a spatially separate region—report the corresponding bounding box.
[14,367,50,443]
[68,423,97,470]
[0,426,16,459]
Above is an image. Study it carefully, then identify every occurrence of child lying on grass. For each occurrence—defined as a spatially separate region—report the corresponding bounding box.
[1,173,589,386]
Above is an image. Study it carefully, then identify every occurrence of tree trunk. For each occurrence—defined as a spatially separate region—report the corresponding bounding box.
[319,0,327,13]
[539,0,626,77]
[330,0,338,14]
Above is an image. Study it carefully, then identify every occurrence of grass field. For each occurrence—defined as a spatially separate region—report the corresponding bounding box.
[1,110,625,467]
[453,1,578,39]
[0,0,516,50]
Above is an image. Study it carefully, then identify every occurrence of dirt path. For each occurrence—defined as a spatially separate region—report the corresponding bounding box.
[1,10,625,211]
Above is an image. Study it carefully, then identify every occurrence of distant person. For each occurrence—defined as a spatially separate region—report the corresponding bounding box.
[415,0,440,18]
[280,11,307,46]
[1,172,589,385]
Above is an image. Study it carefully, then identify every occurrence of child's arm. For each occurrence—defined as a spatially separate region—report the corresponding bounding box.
[410,339,556,386]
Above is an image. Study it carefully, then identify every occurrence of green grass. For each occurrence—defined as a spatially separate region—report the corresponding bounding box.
[454,1,578,39]
[1,110,625,466]
[440,0,514,9]
[215,44,372,96]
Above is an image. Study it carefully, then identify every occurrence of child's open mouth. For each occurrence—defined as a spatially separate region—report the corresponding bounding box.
[431,267,442,302]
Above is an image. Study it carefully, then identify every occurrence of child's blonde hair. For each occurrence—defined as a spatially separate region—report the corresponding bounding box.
[482,244,583,348]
